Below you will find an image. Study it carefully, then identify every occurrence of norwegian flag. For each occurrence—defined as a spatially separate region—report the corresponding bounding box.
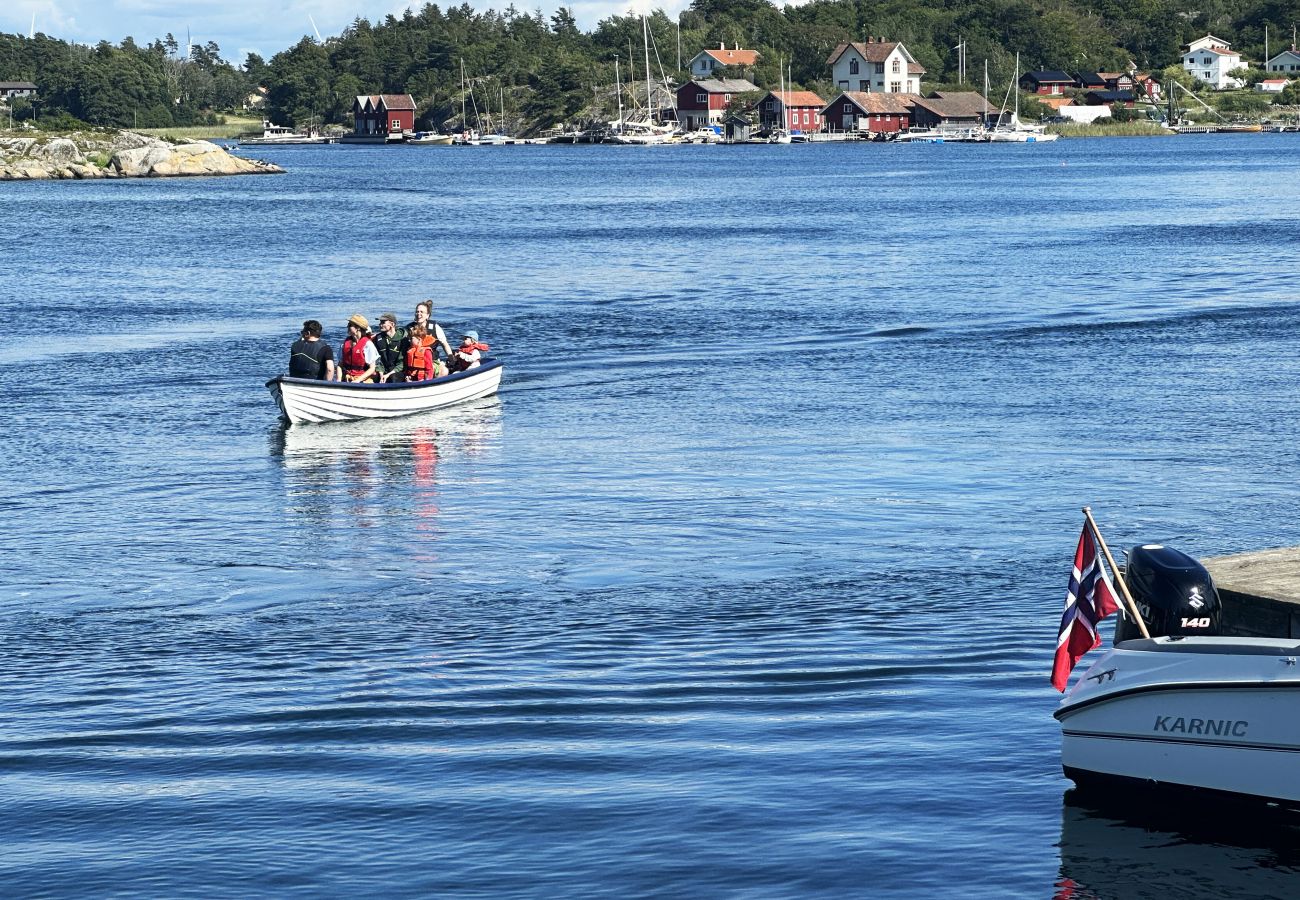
[1052,524,1121,691]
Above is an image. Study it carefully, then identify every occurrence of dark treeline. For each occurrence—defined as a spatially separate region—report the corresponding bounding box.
[0,32,250,127]
[4,0,1300,131]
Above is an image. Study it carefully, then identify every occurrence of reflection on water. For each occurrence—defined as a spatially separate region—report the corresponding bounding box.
[267,398,503,536]
[1056,789,1300,899]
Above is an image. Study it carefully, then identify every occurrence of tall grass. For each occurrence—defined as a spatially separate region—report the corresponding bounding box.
[1048,121,1175,138]
[137,117,262,141]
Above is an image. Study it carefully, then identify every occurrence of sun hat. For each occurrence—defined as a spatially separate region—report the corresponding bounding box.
[378,312,397,324]
[348,314,369,330]
[462,330,479,342]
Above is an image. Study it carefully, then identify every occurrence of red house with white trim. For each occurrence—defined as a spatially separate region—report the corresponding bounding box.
[758,90,826,133]
[352,94,416,137]
[675,78,759,131]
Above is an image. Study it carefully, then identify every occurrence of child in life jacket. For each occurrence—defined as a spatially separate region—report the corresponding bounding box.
[449,330,489,372]
[403,325,435,381]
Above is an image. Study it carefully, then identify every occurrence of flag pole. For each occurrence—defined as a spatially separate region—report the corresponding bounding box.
[1082,506,1150,639]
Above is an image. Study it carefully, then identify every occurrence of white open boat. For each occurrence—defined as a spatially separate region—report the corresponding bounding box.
[1057,542,1300,807]
[267,359,503,425]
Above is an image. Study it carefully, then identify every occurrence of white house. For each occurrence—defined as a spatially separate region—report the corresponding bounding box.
[1266,48,1300,74]
[826,38,923,94]
[1255,78,1289,93]
[1183,35,1244,89]
[688,44,759,80]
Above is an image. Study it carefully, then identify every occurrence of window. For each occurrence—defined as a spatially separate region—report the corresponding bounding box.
[849,59,859,75]
[844,103,853,112]
[890,81,902,92]
[875,63,884,74]
[892,59,901,73]
[1186,57,1194,64]
[803,111,809,124]
[838,80,848,89]
[859,80,869,91]
[391,118,400,130]
[697,93,706,103]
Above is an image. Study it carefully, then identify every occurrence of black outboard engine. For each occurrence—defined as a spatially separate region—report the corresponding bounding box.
[1114,544,1222,642]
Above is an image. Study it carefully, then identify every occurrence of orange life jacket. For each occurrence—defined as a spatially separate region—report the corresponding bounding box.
[405,345,432,380]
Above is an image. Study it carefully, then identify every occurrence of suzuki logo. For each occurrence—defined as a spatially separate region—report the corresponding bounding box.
[1188,587,1205,610]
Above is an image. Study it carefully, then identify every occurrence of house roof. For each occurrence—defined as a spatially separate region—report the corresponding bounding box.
[0,81,36,90]
[925,91,995,116]
[1259,78,1289,84]
[1022,70,1075,84]
[764,90,827,108]
[1085,89,1135,103]
[911,91,994,119]
[379,94,416,110]
[826,40,922,71]
[689,78,759,94]
[701,48,759,67]
[822,91,918,115]
[1268,49,1300,62]
[1076,72,1106,87]
[1201,47,1240,57]
[1187,34,1231,49]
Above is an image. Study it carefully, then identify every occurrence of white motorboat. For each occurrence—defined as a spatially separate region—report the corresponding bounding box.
[239,121,334,145]
[1056,543,1300,807]
[1058,635,1300,805]
[267,359,503,425]
[408,131,453,145]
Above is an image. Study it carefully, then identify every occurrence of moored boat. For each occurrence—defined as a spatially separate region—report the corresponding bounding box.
[1056,541,1300,807]
[267,359,503,425]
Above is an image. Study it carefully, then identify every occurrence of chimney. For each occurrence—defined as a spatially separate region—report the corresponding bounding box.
[720,42,725,50]
[866,36,873,44]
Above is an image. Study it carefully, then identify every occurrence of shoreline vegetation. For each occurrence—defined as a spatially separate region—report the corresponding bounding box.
[0,129,285,180]
[5,0,1300,142]
[1048,121,1177,138]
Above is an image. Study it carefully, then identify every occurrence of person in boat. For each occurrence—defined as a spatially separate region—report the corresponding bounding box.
[403,324,435,382]
[449,330,489,372]
[288,319,335,381]
[338,314,379,383]
[372,312,405,382]
[404,301,453,361]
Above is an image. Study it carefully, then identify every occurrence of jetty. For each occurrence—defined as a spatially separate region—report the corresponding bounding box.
[1205,548,1300,638]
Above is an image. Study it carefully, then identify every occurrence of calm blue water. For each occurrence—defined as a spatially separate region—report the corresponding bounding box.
[5,135,1300,896]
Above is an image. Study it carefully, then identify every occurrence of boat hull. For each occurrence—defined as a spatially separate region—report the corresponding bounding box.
[1057,637,1300,805]
[267,359,503,425]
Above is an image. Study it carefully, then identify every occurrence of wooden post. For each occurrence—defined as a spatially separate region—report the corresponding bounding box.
[1082,506,1151,640]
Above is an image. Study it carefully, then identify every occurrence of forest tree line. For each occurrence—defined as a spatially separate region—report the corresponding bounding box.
[4,0,1300,131]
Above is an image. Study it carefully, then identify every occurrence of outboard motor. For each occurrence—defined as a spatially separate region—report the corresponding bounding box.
[1114,544,1222,642]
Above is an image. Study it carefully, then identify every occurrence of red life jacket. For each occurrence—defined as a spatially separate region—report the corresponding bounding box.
[405,345,432,380]
[342,335,373,375]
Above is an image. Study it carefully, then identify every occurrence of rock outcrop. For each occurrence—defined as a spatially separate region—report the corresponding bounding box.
[0,131,284,180]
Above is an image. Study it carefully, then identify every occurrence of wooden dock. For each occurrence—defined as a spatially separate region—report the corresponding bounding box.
[1204,548,1300,639]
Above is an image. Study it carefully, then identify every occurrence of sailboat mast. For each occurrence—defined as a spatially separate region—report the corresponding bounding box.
[1014,52,1020,125]
[616,57,624,127]
[460,59,467,131]
[643,15,653,117]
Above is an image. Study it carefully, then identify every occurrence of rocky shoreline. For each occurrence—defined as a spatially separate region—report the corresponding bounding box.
[0,130,284,180]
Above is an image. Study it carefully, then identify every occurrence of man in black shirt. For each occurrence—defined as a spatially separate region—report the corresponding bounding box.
[288,319,335,380]
[372,311,406,382]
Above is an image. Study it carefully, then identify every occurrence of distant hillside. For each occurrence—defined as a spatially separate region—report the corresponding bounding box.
[1,0,1291,132]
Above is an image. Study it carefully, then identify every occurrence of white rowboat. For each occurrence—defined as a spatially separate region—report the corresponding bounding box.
[267,359,503,425]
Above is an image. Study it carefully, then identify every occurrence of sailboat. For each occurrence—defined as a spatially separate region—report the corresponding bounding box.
[768,59,792,143]
[606,16,677,144]
[987,53,1059,142]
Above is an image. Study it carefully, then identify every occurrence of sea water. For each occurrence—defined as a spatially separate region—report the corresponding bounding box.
[4,135,1300,896]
